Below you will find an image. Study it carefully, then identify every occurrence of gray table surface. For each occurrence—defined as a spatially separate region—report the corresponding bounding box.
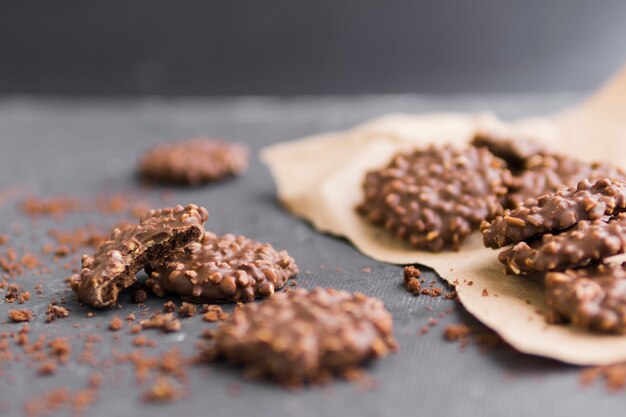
[0,94,620,417]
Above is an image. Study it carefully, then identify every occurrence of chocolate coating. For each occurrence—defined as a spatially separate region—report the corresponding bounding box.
[146,232,299,302]
[505,154,626,209]
[204,287,397,385]
[138,138,249,185]
[471,128,550,171]
[546,263,626,334]
[481,178,626,249]
[357,144,510,252]
[498,214,626,274]
[70,204,209,308]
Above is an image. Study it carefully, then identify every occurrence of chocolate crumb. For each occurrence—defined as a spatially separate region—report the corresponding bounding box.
[141,312,181,333]
[482,289,489,297]
[443,324,471,341]
[38,361,57,376]
[45,304,69,323]
[178,302,197,318]
[9,309,33,322]
[109,316,123,331]
[132,288,148,304]
[142,376,182,403]
[403,266,422,283]
[406,278,421,296]
[5,283,30,304]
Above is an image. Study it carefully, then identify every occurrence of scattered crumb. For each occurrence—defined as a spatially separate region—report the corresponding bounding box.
[9,309,33,322]
[109,316,123,331]
[142,377,182,403]
[482,289,489,297]
[46,303,69,322]
[5,283,30,304]
[132,288,148,304]
[163,301,176,313]
[141,312,181,333]
[202,305,229,322]
[444,291,457,300]
[38,361,57,376]
[443,324,471,341]
[178,302,197,318]
[403,265,421,283]
[406,278,421,295]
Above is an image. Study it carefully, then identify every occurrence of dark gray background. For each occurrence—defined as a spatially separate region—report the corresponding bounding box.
[1,0,625,95]
[0,94,622,417]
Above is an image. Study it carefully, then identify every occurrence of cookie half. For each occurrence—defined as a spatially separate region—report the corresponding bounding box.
[70,204,209,307]
[357,144,510,252]
[498,214,626,274]
[138,138,249,185]
[203,287,397,385]
[546,263,626,334]
[481,178,626,249]
[146,232,298,302]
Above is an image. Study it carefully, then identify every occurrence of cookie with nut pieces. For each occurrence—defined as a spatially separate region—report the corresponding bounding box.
[357,144,510,252]
[70,204,209,307]
[146,232,298,302]
[138,138,249,185]
[481,177,626,249]
[504,155,626,209]
[203,287,397,386]
[498,214,626,274]
[546,263,626,334]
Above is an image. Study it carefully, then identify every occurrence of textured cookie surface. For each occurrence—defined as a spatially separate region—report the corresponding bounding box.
[357,144,510,252]
[481,178,626,249]
[498,214,626,274]
[471,128,549,171]
[146,232,298,302]
[505,154,626,209]
[546,263,626,334]
[204,287,397,385]
[138,138,249,185]
[70,204,209,307]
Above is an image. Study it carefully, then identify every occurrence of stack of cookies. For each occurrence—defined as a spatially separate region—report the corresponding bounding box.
[357,127,626,334]
[70,203,397,385]
[482,178,626,334]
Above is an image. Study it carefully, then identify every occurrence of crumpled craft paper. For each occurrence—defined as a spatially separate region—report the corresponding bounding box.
[260,67,626,365]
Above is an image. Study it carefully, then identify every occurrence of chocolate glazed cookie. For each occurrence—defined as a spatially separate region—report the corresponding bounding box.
[70,204,209,308]
[481,178,626,249]
[504,155,626,209]
[203,288,397,386]
[498,214,626,274]
[146,233,298,302]
[546,263,626,334]
[357,144,510,252]
[138,138,250,185]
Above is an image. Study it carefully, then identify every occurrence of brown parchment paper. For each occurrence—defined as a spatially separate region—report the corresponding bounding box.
[260,66,626,365]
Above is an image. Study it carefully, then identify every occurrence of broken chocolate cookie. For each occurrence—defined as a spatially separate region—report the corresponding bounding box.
[481,178,626,249]
[498,214,626,274]
[203,287,397,385]
[146,232,298,302]
[357,144,510,252]
[70,204,209,307]
[138,138,249,185]
[546,263,626,334]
